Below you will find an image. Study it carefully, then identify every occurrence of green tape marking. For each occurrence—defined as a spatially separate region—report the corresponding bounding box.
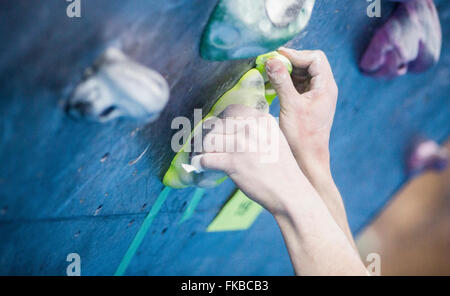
[207,189,263,232]
[114,186,172,276]
[179,188,206,224]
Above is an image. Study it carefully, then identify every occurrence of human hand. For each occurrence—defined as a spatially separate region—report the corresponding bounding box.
[265,48,357,249]
[198,105,365,275]
[198,104,314,215]
[265,48,338,180]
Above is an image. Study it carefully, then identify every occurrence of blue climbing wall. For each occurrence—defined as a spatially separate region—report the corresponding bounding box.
[0,0,448,275]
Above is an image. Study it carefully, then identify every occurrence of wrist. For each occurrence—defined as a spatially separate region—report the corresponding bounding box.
[295,148,333,186]
[299,157,346,212]
[270,177,323,221]
[291,148,349,221]
[272,182,337,241]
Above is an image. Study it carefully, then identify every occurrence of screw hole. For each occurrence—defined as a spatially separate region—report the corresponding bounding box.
[99,105,117,118]
[100,153,110,163]
[94,204,103,216]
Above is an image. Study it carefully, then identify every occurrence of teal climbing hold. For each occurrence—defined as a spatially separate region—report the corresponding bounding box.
[200,0,316,61]
[178,188,206,224]
[114,186,172,276]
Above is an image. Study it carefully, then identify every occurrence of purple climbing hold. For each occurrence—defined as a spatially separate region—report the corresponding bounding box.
[360,0,442,78]
[406,139,448,177]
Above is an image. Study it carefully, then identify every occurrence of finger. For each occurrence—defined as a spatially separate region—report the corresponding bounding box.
[217,104,267,135]
[204,115,259,136]
[203,117,232,135]
[278,48,332,76]
[204,132,251,153]
[200,153,232,173]
[219,104,264,119]
[265,58,299,104]
[278,48,334,90]
[203,132,229,153]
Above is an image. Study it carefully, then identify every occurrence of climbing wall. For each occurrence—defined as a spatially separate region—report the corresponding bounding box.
[0,0,449,275]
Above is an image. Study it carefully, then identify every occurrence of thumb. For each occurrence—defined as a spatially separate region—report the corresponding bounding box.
[266,59,298,105]
[199,153,232,174]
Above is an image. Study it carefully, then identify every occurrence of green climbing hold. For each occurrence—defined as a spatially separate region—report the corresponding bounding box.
[255,51,293,81]
[200,0,315,61]
[163,51,292,189]
[207,189,263,232]
[255,51,293,103]
[163,68,267,189]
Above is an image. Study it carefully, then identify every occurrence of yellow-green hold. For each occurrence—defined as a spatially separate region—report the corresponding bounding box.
[163,51,292,189]
[255,51,292,104]
[255,51,292,82]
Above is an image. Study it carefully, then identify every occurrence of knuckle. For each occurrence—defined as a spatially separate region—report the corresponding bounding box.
[313,88,327,98]
[332,81,338,96]
[222,104,238,117]
[200,154,211,167]
[204,117,221,131]
[325,77,338,97]
[314,50,326,60]
[222,104,253,118]
[228,155,238,170]
[289,48,302,59]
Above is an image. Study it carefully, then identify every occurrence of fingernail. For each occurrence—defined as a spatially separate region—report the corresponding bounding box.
[278,46,292,53]
[265,59,283,75]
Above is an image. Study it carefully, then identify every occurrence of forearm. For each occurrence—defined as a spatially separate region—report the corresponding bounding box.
[273,185,367,276]
[295,149,357,251]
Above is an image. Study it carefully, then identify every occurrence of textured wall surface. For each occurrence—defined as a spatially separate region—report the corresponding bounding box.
[0,0,448,275]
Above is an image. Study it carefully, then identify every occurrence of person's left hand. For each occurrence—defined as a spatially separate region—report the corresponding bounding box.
[198,104,314,215]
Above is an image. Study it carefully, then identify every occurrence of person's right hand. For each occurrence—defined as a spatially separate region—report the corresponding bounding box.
[265,48,338,181]
[265,48,357,250]
[199,105,367,276]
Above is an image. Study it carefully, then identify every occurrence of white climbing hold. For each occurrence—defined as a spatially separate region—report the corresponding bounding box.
[67,48,170,122]
[265,0,314,28]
